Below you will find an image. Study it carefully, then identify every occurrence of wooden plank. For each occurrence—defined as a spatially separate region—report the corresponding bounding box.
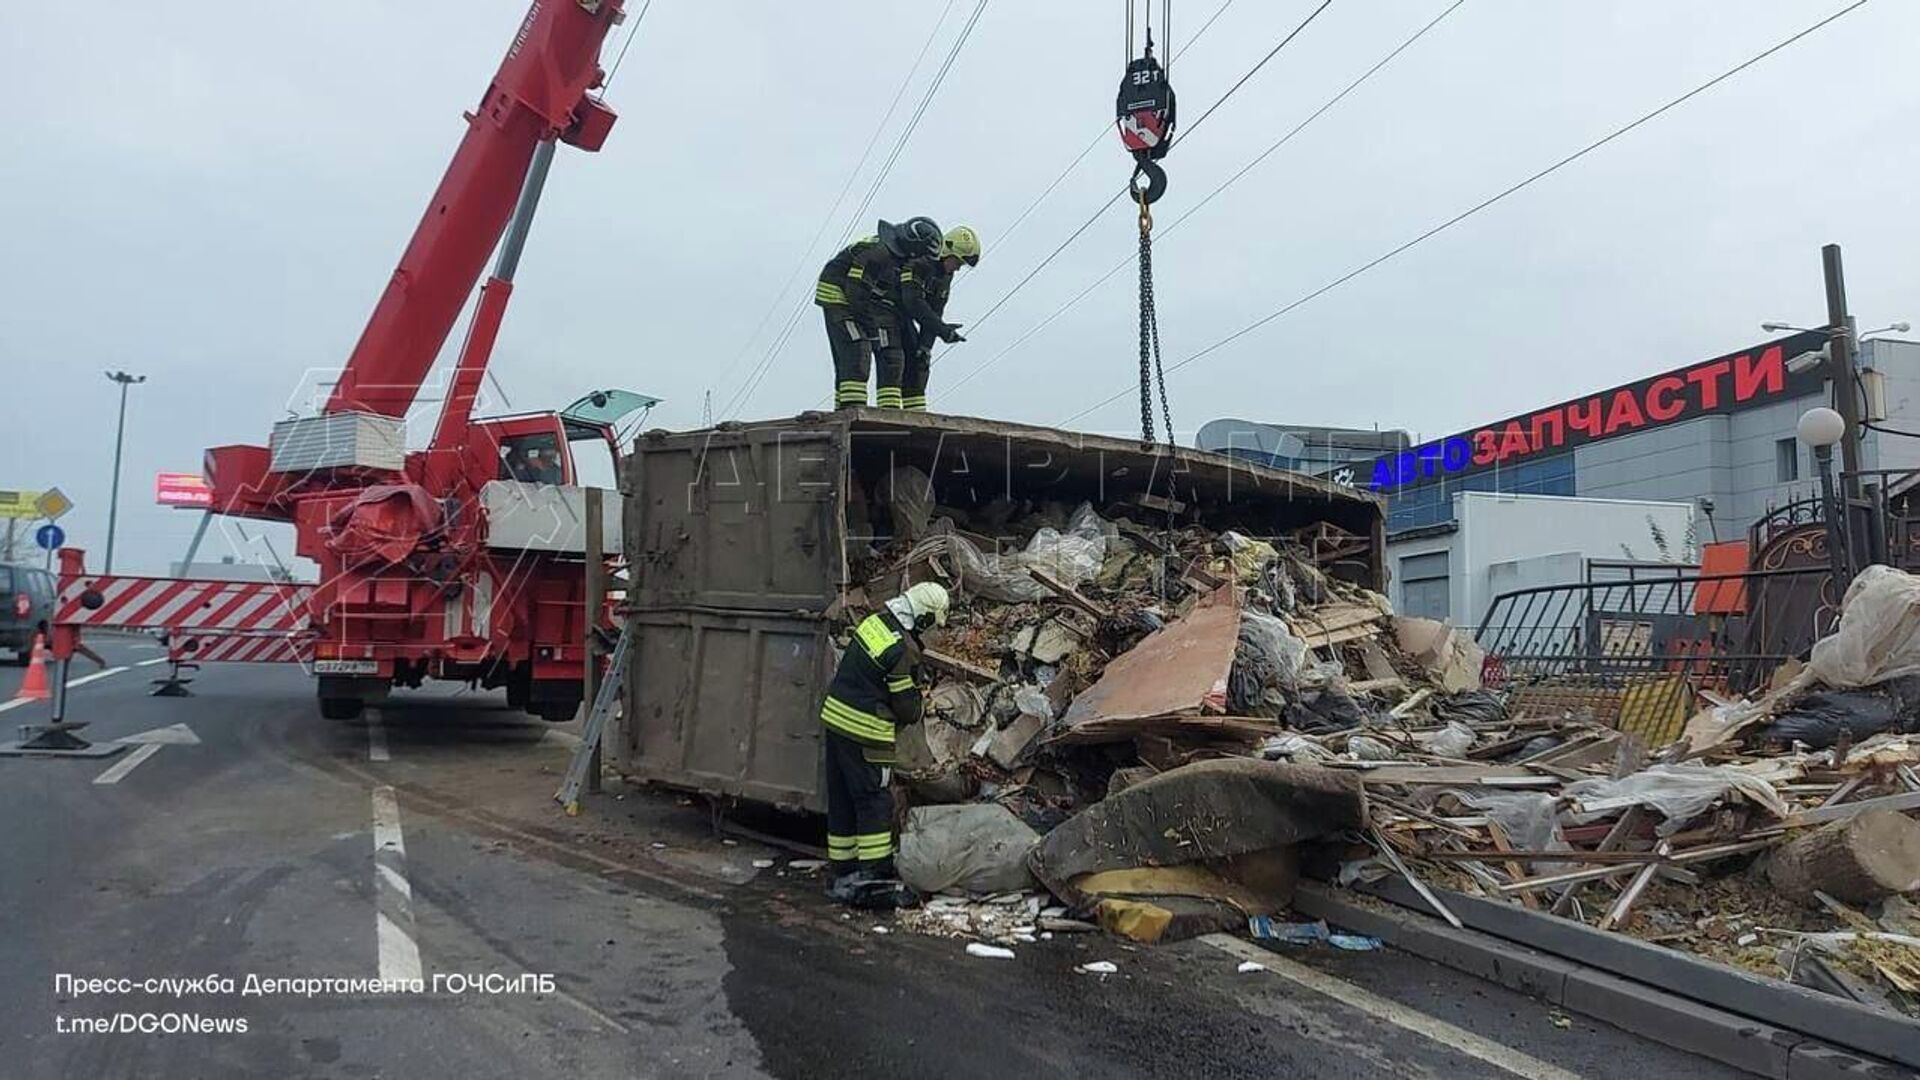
[1028,566,1111,619]
[1388,688,1432,720]
[1356,763,1555,787]
[1783,789,1920,828]
[1347,676,1406,695]
[922,648,1000,684]
[1299,622,1382,649]
[1485,820,1541,910]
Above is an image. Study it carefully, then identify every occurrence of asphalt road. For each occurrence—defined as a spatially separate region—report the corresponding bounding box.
[0,641,1753,1079]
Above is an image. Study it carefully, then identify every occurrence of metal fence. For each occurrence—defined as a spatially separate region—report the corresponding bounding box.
[1475,566,1835,746]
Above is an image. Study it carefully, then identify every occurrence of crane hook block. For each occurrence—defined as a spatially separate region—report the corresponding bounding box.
[1116,52,1176,204]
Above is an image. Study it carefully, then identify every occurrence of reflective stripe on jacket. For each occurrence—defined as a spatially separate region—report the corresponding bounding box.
[820,610,923,746]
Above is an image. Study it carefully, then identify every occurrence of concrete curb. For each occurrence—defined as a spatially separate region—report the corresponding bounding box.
[1289,883,1915,1080]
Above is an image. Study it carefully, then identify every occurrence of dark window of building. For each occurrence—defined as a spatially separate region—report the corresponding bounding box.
[1399,551,1450,620]
[1386,452,1576,532]
[1775,437,1799,482]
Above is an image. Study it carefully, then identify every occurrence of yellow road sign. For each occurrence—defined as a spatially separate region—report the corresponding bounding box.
[0,490,44,519]
[36,487,73,520]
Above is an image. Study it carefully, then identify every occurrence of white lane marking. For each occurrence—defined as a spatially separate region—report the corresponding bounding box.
[66,665,130,688]
[367,712,390,762]
[372,787,423,983]
[1,663,136,713]
[92,743,163,785]
[136,657,170,667]
[1200,935,1586,1080]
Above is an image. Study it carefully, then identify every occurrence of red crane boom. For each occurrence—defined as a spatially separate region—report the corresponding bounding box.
[325,0,622,419]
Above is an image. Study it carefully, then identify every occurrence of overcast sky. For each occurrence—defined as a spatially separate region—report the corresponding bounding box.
[4,0,1916,575]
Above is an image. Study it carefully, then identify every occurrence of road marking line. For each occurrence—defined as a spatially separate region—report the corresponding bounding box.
[368,712,390,762]
[92,743,163,785]
[372,787,422,983]
[1199,934,1586,1080]
[66,665,129,688]
[1,663,136,713]
[136,657,170,667]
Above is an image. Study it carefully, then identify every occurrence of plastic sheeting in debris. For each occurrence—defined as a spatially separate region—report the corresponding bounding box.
[1762,676,1920,748]
[1804,566,1920,689]
[1230,611,1308,714]
[1563,763,1790,833]
[898,804,1041,895]
[939,502,1111,602]
[1456,789,1565,854]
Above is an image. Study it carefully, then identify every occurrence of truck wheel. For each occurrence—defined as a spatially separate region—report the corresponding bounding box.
[319,696,364,721]
[506,677,530,709]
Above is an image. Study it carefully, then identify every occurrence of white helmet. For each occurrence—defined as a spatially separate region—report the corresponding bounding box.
[901,581,951,628]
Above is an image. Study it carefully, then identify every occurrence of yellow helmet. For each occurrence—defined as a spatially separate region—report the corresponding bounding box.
[902,581,951,627]
[942,225,981,267]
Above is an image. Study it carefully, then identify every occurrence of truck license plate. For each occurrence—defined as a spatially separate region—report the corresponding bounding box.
[313,659,379,675]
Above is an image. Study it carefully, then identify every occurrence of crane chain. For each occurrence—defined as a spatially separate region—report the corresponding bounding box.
[1136,193,1173,445]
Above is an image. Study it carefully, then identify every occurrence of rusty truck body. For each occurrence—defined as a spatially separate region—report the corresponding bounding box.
[615,410,1384,812]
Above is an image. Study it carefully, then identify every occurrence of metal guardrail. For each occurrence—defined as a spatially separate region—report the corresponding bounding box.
[1475,566,1833,746]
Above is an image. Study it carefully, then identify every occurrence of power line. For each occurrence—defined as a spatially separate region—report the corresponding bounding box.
[942,0,1460,397]
[936,0,1337,358]
[704,0,960,406]
[1057,0,1872,429]
[1174,0,1333,145]
[728,0,991,419]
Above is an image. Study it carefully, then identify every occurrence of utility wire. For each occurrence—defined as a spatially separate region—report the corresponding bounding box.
[1174,0,1333,146]
[940,0,1464,397]
[704,0,960,406]
[939,0,1337,355]
[729,0,990,418]
[1058,0,1872,429]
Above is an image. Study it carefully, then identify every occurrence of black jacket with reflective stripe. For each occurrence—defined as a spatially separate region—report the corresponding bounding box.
[821,610,923,744]
[817,239,903,322]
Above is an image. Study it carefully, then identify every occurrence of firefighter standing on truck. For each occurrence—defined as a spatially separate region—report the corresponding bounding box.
[819,581,950,908]
[815,217,944,409]
[897,225,981,411]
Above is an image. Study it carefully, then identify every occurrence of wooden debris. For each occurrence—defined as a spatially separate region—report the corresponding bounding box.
[1768,809,1920,906]
[923,649,1000,684]
[1782,789,1920,828]
[1028,567,1111,619]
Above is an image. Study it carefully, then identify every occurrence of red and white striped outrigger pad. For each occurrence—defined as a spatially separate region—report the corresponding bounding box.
[56,573,314,664]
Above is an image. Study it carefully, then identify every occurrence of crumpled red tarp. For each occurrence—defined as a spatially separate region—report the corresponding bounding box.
[324,484,443,566]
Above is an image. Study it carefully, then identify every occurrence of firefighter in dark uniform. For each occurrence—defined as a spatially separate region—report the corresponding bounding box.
[898,225,981,411]
[815,217,944,409]
[820,581,950,906]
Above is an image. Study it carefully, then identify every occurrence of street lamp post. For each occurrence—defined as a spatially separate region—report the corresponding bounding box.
[103,370,147,573]
[1799,406,1850,589]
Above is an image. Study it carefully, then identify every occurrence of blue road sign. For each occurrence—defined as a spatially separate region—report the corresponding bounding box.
[35,523,64,551]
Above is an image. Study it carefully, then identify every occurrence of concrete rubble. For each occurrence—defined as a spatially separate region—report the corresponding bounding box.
[844,502,1920,1020]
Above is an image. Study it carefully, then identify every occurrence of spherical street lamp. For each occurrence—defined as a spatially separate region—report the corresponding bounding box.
[1797,406,1845,449]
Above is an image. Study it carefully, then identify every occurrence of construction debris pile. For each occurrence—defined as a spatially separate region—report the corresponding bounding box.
[841,500,1920,1015]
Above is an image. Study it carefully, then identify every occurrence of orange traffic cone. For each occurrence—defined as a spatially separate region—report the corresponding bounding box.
[15,633,50,702]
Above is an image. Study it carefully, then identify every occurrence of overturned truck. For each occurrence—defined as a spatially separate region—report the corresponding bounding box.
[614,410,1384,811]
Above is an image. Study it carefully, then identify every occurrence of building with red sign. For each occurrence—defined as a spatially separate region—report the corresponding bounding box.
[1203,333,1920,628]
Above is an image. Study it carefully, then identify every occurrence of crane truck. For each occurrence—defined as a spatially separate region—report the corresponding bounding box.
[60,0,642,723]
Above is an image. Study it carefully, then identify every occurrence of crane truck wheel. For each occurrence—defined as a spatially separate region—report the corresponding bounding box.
[319,696,364,721]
